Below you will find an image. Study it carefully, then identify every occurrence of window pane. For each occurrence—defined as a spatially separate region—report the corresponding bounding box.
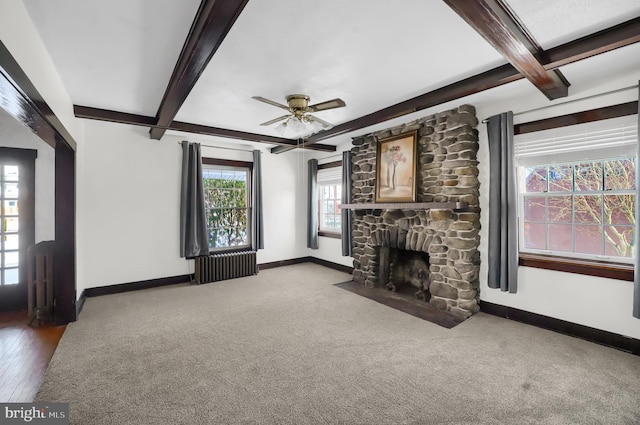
[4,268,18,285]
[604,158,635,190]
[574,225,602,255]
[548,164,572,192]
[604,226,633,257]
[548,224,572,252]
[523,166,547,193]
[4,251,19,268]
[3,200,18,216]
[4,183,18,199]
[3,217,18,232]
[3,165,18,182]
[523,196,545,222]
[523,223,546,249]
[574,161,603,191]
[548,196,571,223]
[574,195,602,224]
[604,194,634,225]
[4,234,18,250]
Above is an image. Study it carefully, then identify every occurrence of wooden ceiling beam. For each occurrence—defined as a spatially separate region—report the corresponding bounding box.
[74,105,336,152]
[282,18,640,152]
[149,0,249,140]
[444,0,569,101]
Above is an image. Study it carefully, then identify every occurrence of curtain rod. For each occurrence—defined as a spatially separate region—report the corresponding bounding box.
[481,84,639,124]
[178,141,254,153]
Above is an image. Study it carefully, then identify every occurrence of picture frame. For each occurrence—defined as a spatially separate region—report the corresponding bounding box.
[375,130,418,202]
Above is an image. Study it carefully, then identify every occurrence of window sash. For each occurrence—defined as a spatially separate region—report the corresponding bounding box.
[517,158,636,264]
[202,164,251,250]
[318,182,342,233]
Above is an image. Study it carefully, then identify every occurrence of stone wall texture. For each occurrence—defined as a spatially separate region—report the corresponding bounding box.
[350,104,481,317]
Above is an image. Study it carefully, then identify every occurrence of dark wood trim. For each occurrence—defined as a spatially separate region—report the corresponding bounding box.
[286,20,639,151]
[54,142,76,324]
[519,253,633,281]
[171,121,333,151]
[76,290,86,317]
[83,275,192,298]
[202,157,253,168]
[257,257,311,270]
[0,41,77,151]
[150,0,249,140]
[74,105,337,152]
[257,256,353,274]
[73,105,157,126]
[308,257,353,274]
[318,231,341,240]
[444,0,569,100]
[514,101,638,134]
[541,17,640,70]
[318,160,342,170]
[480,301,640,355]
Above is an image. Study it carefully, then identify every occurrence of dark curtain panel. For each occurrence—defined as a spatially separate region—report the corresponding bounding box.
[179,141,209,258]
[251,150,264,251]
[486,112,518,293]
[341,151,353,256]
[307,159,319,249]
[634,83,640,319]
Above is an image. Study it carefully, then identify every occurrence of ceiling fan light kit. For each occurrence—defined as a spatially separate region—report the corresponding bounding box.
[253,94,346,138]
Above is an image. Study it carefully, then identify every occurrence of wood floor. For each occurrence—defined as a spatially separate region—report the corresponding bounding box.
[0,310,66,402]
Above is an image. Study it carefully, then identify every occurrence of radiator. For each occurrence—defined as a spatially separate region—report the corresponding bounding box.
[194,251,257,284]
[27,241,55,325]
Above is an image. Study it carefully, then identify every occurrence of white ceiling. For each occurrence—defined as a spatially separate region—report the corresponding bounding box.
[21,0,640,150]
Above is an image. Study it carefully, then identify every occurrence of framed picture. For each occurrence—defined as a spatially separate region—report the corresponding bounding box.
[375,130,418,202]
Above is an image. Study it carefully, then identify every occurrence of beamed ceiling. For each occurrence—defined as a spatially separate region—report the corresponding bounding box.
[22,0,640,153]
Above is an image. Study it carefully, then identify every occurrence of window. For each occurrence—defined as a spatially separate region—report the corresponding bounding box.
[202,161,251,251]
[515,115,637,265]
[1,165,20,285]
[317,165,342,234]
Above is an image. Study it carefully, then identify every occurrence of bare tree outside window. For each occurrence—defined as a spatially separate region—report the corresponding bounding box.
[520,157,635,260]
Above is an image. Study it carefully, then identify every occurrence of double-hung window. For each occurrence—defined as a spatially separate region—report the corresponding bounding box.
[317,165,342,236]
[202,159,252,251]
[515,115,637,265]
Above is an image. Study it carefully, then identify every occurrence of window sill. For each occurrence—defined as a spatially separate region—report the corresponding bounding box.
[318,231,341,240]
[519,253,633,281]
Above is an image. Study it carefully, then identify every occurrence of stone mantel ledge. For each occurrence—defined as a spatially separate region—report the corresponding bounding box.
[339,202,469,211]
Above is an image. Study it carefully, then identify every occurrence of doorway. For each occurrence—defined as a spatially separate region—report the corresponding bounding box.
[0,148,36,312]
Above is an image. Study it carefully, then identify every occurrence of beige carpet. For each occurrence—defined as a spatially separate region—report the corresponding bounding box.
[37,263,640,424]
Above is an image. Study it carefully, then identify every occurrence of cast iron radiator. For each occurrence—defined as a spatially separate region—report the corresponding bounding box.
[194,251,258,284]
[27,241,55,325]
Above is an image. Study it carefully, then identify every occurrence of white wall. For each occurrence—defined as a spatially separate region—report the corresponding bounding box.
[76,120,311,292]
[0,110,55,242]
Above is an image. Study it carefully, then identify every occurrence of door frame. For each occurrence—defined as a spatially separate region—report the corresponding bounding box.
[0,41,77,324]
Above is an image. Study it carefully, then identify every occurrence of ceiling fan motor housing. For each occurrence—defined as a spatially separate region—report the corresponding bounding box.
[286,94,310,111]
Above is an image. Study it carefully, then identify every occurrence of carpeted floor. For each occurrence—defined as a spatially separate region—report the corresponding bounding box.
[37,263,640,424]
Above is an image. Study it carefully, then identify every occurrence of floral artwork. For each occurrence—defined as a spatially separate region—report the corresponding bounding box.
[375,131,417,202]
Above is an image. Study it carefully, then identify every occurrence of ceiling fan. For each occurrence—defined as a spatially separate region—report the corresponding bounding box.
[252,94,346,136]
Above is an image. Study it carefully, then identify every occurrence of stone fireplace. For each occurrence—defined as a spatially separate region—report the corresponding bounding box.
[348,105,481,317]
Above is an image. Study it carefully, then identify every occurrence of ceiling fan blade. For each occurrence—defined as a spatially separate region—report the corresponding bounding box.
[252,96,290,111]
[307,98,346,112]
[259,115,290,126]
[308,114,333,128]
